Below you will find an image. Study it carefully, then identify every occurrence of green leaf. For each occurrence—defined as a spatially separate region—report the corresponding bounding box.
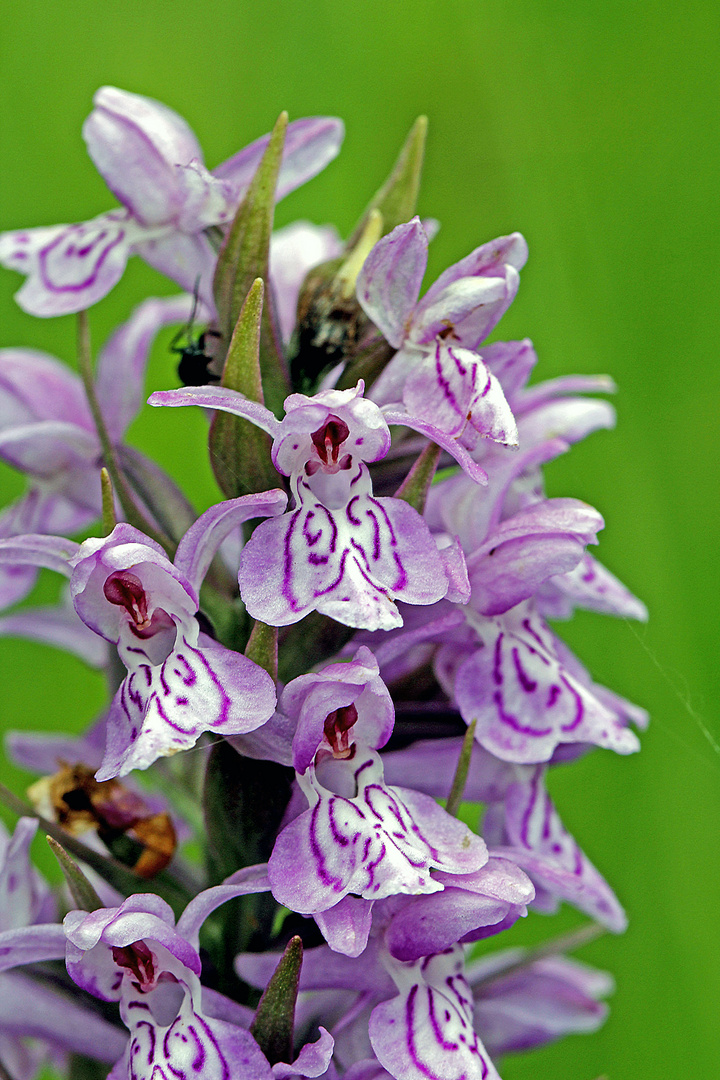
[394,441,441,513]
[245,618,278,682]
[47,835,104,911]
[213,113,290,415]
[250,935,303,1066]
[347,115,427,248]
[209,278,279,498]
[445,719,477,818]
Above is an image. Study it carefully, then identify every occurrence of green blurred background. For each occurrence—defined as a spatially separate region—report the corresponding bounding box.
[1,2,718,1076]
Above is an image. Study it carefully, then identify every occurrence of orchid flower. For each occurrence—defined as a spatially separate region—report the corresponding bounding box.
[0,490,288,778]
[150,382,461,630]
[356,217,524,462]
[0,87,344,316]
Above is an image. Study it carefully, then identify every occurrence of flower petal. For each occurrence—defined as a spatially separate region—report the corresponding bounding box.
[83,86,204,226]
[356,218,428,349]
[214,117,345,203]
[0,213,138,317]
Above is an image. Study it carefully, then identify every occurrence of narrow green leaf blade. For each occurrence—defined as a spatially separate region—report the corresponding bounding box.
[213,113,290,415]
[47,835,103,912]
[347,115,427,247]
[250,935,303,1066]
[209,278,279,498]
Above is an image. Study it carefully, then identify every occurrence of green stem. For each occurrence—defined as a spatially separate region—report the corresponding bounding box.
[76,313,175,555]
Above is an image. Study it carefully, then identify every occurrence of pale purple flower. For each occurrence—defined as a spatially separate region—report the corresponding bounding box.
[0,490,287,778]
[268,745,487,955]
[0,86,344,316]
[150,382,456,630]
[356,217,524,462]
[0,293,195,609]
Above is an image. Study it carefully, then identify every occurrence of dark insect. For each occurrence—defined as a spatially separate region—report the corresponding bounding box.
[170,285,222,386]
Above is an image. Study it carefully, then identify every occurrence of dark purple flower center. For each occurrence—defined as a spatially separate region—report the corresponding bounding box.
[308,415,352,475]
[112,940,156,991]
[323,702,359,758]
[103,570,173,639]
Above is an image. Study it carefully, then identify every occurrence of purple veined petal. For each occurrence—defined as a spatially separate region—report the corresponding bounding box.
[96,634,276,779]
[148,384,281,437]
[272,1027,335,1079]
[135,231,219,307]
[0,347,92,430]
[268,749,485,917]
[270,221,343,344]
[417,231,528,317]
[227,710,296,766]
[214,117,345,203]
[0,533,79,578]
[492,765,627,931]
[382,409,489,485]
[401,342,518,448]
[120,985,274,1080]
[96,294,198,441]
[0,499,45,610]
[369,949,501,1080]
[177,874,271,948]
[454,604,641,763]
[175,490,288,597]
[313,895,374,958]
[0,970,128,1063]
[0,923,67,973]
[0,212,142,318]
[240,478,448,631]
[83,86,204,227]
[356,218,428,349]
[538,552,649,621]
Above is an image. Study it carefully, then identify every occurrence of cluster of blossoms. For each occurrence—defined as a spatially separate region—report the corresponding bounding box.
[0,88,646,1080]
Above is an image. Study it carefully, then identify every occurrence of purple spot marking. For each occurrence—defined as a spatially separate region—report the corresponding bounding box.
[494,690,553,738]
[512,647,537,692]
[559,675,584,733]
